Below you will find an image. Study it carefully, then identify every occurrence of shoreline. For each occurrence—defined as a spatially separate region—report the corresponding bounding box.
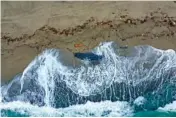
[1,1,176,82]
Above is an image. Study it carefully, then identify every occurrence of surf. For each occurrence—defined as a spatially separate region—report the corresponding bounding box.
[1,41,176,116]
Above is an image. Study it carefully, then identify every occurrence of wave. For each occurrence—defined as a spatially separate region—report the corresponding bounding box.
[158,100,176,112]
[134,101,176,117]
[1,41,176,116]
[0,100,133,117]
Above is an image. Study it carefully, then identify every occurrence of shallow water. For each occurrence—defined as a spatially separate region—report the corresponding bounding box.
[1,41,176,117]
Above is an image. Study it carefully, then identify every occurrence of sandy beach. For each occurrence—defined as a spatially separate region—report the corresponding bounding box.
[1,1,176,82]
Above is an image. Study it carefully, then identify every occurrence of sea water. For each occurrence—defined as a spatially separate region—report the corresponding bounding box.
[1,41,176,117]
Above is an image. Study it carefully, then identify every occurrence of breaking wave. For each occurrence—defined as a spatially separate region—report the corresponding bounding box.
[1,41,176,116]
[0,100,133,117]
[158,100,176,112]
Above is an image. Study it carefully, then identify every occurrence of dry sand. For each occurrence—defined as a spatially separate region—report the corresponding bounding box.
[1,1,176,82]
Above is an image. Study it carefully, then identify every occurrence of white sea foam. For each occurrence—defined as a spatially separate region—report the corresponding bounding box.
[158,101,176,112]
[133,96,146,106]
[19,42,118,106]
[0,100,133,117]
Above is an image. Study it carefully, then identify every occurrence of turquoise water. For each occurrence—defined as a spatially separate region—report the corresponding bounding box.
[1,109,176,117]
[1,110,30,117]
[134,111,176,117]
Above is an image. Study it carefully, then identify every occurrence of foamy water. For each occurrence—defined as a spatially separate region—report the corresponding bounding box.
[1,41,176,117]
[0,100,133,117]
[158,101,176,112]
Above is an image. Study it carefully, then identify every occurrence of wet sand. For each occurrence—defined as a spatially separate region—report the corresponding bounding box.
[1,1,176,82]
